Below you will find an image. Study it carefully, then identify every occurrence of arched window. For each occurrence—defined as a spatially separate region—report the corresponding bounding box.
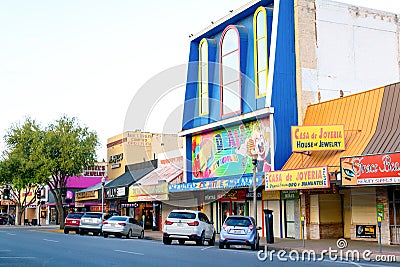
[254,6,268,98]
[220,26,241,117]
[199,38,209,116]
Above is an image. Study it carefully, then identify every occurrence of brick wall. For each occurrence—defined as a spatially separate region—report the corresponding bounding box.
[320,223,343,239]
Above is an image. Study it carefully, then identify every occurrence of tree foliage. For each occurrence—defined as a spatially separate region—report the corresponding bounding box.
[37,116,98,228]
[0,116,98,227]
[0,118,44,224]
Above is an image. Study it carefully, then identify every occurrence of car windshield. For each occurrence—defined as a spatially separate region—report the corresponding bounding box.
[108,216,127,221]
[67,213,83,219]
[83,213,102,218]
[225,218,252,227]
[168,212,196,219]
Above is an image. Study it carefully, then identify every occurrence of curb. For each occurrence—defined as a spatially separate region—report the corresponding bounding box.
[262,244,400,262]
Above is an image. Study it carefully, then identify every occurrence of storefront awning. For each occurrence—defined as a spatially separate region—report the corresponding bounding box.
[105,166,155,188]
[283,85,385,172]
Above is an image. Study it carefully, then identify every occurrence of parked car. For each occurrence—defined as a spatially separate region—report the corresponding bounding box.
[79,212,111,236]
[64,212,84,234]
[163,210,215,246]
[0,213,15,225]
[219,215,260,250]
[102,216,144,239]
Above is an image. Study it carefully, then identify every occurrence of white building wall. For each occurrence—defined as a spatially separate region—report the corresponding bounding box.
[297,0,400,120]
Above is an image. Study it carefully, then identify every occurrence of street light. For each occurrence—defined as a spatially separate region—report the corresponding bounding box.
[101,177,105,214]
[247,139,258,225]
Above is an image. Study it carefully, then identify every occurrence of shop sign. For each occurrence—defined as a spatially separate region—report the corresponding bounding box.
[246,188,263,200]
[169,175,263,192]
[109,153,123,163]
[128,184,168,202]
[192,118,271,180]
[129,194,168,202]
[291,125,345,152]
[218,189,246,201]
[204,191,219,202]
[75,191,98,201]
[83,165,106,177]
[376,203,384,220]
[106,187,126,198]
[75,202,85,208]
[341,152,400,186]
[356,225,376,238]
[280,190,300,200]
[265,167,329,190]
[262,190,280,200]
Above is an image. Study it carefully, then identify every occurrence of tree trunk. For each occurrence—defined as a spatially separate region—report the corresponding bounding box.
[17,205,25,226]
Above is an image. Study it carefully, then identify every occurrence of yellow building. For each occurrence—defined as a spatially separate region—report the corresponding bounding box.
[106,131,183,180]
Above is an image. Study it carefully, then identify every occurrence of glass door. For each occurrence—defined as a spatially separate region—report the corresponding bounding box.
[285,200,296,238]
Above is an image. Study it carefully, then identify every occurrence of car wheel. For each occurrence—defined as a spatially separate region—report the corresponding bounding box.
[64,229,69,234]
[126,230,132,239]
[138,231,144,239]
[218,243,224,249]
[163,236,172,245]
[93,232,99,236]
[196,232,205,246]
[208,233,215,246]
[226,244,230,249]
[79,230,85,236]
[178,240,185,245]
[103,233,108,238]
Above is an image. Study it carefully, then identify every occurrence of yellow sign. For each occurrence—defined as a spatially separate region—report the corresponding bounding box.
[262,190,280,200]
[75,191,98,201]
[291,125,345,152]
[265,166,330,190]
[128,183,168,202]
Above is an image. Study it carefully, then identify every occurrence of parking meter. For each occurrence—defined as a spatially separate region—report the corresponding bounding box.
[301,216,305,247]
[377,216,382,252]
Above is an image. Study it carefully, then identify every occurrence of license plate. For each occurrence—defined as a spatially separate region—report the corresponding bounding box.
[233,229,242,234]
[72,220,76,223]
[177,223,184,227]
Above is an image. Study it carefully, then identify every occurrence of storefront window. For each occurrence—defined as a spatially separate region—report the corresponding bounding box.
[220,26,241,117]
[253,6,268,98]
[199,38,209,116]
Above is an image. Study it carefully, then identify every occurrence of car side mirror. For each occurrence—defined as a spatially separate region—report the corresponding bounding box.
[209,221,214,225]
[256,226,262,230]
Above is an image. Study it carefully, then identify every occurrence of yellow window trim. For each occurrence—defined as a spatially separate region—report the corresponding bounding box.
[199,38,209,116]
[253,6,268,99]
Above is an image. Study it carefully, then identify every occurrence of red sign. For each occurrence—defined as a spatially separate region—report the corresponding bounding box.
[217,189,246,202]
[341,152,400,186]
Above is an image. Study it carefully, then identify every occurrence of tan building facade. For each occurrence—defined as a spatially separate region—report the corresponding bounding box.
[106,131,183,180]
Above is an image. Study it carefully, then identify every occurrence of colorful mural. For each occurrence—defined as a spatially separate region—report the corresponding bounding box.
[192,118,271,180]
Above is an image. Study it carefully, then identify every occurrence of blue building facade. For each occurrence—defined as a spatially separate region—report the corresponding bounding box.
[171,0,298,228]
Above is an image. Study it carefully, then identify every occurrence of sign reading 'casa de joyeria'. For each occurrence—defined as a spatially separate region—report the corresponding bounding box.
[291,125,345,152]
[265,166,330,190]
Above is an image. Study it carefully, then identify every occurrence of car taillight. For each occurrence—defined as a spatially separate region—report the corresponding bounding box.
[164,220,173,225]
[249,225,254,230]
[118,223,126,226]
[223,223,227,229]
[103,221,108,224]
[187,221,199,226]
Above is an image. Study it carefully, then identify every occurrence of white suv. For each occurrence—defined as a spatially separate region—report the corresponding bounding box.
[163,210,215,246]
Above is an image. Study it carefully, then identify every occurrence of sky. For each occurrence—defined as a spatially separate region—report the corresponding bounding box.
[1,0,400,162]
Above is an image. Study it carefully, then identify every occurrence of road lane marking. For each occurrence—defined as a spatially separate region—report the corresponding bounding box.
[114,249,144,256]
[7,233,16,236]
[201,246,213,251]
[0,257,36,259]
[43,239,59,243]
[0,250,11,252]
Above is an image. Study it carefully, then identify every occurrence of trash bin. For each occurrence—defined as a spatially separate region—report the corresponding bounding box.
[263,209,274,244]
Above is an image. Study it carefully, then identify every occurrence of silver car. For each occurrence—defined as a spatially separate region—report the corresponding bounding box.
[79,212,111,236]
[102,216,144,239]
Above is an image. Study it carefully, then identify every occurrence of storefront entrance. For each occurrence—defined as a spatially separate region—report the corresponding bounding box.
[389,186,400,244]
[284,199,296,238]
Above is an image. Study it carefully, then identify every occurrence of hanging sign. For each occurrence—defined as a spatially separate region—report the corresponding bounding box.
[291,125,345,152]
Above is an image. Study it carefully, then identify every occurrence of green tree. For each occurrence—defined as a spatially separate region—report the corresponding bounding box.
[0,118,44,225]
[37,116,98,229]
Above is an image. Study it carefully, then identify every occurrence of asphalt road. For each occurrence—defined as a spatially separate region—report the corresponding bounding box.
[0,228,398,267]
